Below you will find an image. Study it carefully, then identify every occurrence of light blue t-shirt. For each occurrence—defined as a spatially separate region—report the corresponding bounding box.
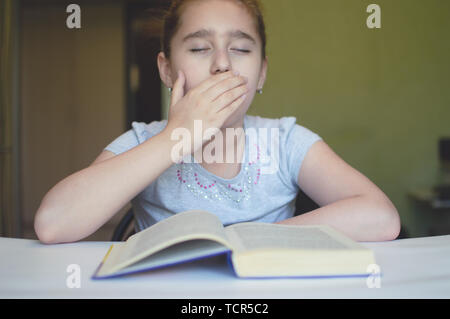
[104,115,322,232]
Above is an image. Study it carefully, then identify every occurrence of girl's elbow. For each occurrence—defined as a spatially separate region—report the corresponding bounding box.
[35,224,57,245]
[380,204,401,241]
[391,209,402,240]
[34,207,58,244]
[34,200,66,244]
[368,193,401,241]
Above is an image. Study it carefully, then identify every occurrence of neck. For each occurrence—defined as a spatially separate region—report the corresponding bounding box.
[194,117,246,165]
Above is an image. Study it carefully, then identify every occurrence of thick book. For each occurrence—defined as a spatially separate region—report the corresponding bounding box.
[92,210,376,279]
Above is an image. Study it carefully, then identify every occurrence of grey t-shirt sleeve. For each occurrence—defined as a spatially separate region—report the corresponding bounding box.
[104,120,167,155]
[279,117,323,191]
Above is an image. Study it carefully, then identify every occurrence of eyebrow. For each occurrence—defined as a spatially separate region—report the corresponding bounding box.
[182,29,256,44]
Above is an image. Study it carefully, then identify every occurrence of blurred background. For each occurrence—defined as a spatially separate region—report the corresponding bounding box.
[1,0,449,241]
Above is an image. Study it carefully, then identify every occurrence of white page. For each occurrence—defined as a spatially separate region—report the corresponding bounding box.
[225,222,363,253]
[111,210,232,270]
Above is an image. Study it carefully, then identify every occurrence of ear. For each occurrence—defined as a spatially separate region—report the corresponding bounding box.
[157,51,173,89]
[257,56,268,91]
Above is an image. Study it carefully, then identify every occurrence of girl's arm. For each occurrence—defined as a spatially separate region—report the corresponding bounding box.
[34,130,180,244]
[275,140,401,242]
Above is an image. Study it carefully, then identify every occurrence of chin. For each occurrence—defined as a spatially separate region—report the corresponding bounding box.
[216,92,253,128]
[222,107,248,129]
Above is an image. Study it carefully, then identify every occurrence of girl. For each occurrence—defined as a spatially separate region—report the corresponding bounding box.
[34,0,400,244]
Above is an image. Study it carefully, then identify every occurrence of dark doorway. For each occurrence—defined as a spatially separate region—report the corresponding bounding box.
[125,1,169,127]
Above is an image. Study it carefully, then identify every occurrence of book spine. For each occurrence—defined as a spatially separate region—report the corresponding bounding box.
[226,251,239,278]
[91,244,114,279]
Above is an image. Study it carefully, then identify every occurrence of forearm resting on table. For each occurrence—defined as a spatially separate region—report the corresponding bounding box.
[34,130,178,244]
[275,194,401,242]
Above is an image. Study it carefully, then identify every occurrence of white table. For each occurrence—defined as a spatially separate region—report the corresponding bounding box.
[1,235,450,298]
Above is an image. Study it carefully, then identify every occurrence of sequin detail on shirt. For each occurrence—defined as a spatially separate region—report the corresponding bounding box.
[176,144,261,204]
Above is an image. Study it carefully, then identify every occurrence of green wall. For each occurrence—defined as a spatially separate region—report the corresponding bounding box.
[250,0,450,237]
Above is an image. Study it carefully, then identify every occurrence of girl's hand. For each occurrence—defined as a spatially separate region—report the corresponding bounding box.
[163,70,249,159]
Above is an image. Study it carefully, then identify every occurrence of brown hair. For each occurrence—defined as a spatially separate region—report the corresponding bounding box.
[161,0,267,59]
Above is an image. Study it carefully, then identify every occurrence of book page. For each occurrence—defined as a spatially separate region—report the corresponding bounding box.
[104,240,230,278]
[109,210,232,272]
[224,222,363,253]
[224,223,375,278]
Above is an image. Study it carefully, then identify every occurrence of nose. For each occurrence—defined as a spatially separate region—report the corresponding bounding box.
[210,49,232,74]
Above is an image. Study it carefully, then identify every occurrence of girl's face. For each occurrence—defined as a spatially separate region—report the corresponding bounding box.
[158,0,268,127]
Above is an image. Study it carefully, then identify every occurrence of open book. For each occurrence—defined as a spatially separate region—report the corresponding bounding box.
[92,210,376,279]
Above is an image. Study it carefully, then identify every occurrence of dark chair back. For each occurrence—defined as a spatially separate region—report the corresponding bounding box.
[111,208,135,241]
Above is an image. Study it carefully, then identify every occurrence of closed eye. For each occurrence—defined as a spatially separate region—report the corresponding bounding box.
[232,49,251,53]
[190,48,250,52]
[190,48,209,52]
